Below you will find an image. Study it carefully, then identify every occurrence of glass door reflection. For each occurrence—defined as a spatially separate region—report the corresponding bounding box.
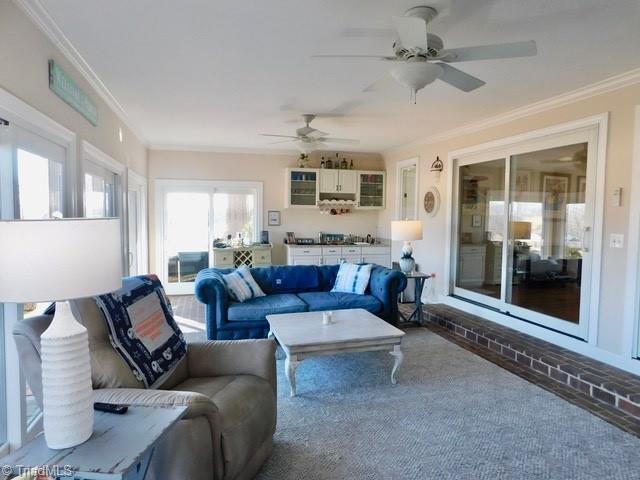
[507,143,588,324]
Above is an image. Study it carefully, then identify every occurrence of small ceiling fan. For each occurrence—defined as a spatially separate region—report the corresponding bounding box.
[260,114,360,152]
[314,5,537,103]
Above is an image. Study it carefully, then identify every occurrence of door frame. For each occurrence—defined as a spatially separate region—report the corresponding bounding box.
[445,113,608,343]
[127,170,149,275]
[155,179,264,294]
[396,157,419,220]
[624,105,640,359]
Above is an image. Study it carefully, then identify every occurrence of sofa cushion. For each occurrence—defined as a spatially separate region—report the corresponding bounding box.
[173,375,277,480]
[297,291,383,314]
[227,293,308,322]
[95,274,187,388]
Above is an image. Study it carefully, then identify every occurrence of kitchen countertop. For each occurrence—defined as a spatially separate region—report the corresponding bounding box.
[285,242,390,248]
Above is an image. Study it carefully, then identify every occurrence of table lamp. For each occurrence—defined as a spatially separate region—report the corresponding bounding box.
[391,220,423,273]
[512,221,532,241]
[0,218,122,449]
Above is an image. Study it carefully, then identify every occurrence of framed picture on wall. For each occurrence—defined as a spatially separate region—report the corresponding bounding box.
[541,174,570,216]
[268,210,281,226]
[514,170,531,200]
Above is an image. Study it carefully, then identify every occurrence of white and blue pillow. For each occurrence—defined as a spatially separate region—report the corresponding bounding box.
[331,263,372,295]
[221,265,266,302]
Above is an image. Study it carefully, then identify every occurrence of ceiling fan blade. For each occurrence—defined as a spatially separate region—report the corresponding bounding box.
[268,139,298,145]
[437,63,486,92]
[392,16,427,49]
[260,134,300,139]
[363,72,396,93]
[318,137,360,145]
[340,27,396,38]
[313,54,399,61]
[440,40,537,62]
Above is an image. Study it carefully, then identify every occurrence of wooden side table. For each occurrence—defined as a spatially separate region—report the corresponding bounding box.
[1,406,186,480]
[399,272,431,325]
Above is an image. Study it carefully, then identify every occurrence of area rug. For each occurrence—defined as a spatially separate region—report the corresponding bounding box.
[256,329,640,480]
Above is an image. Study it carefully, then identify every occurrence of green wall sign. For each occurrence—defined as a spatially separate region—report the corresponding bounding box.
[48,60,98,126]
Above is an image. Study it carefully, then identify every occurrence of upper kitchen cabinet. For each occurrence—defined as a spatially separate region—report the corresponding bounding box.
[319,169,357,195]
[357,171,385,209]
[286,168,319,208]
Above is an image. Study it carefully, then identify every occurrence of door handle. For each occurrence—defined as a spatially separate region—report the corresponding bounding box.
[582,226,592,253]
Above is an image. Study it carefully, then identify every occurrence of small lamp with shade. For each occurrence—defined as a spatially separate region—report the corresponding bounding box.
[391,220,423,273]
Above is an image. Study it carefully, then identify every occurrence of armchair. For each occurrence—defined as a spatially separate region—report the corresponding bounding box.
[13,301,277,480]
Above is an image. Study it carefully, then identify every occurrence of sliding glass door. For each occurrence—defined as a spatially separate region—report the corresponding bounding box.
[452,126,599,338]
[165,189,211,294]
[157,181,262,294]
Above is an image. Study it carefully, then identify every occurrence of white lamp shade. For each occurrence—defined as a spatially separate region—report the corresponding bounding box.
[0,218,122,302]
[391,220,423,242]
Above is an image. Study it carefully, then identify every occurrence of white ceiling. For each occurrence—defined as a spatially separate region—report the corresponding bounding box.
[39,0,640,152]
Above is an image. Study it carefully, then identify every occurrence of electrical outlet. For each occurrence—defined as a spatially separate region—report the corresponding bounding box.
[610,234,624,249]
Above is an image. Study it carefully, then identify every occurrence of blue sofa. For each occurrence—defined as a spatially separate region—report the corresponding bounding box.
[195,264,407,340]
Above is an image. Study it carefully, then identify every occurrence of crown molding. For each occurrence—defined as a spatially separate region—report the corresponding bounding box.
[148,143,301,156]
[384,66,640,154]
[149,143,381,156]
[14,0,148,146]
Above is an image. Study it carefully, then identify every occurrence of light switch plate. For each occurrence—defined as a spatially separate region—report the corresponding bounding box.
[610,234,624,249]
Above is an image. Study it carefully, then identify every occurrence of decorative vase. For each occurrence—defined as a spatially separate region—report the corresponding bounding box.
[399,241,415,273]
[40,300,94,449]
[399,256,415,273]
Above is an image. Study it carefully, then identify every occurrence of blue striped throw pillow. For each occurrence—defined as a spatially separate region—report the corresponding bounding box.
[331,263,372,295]
[221,265,266,302]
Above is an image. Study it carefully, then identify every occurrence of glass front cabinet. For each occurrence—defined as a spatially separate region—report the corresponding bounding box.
[357,171,385,209]
[286,168,319,208]
[285,168,386,210]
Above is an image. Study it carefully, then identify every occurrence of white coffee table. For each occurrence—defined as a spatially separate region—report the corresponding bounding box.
[266,308,405,396]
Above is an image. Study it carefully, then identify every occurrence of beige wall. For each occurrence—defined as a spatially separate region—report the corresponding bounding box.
[381,83,640,358]
[148,150,385,268]
[0,1,147,183]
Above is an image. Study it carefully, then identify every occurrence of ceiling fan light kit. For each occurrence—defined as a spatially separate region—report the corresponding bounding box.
[390,62,443,103]
[260,114,360,151]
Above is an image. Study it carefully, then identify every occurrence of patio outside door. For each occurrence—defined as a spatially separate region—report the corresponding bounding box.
[162,189,211,294]
[452,125,600,339]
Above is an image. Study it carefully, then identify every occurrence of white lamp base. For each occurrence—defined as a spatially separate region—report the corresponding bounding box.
[40,301,94,449]
[399,241,415,273]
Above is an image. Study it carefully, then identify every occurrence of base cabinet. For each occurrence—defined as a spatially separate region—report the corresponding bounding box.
[458,245,486,286]
[286,245,391,267]
[290,256,322,266]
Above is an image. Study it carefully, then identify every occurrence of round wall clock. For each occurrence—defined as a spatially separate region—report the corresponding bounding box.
[424,187,440,217]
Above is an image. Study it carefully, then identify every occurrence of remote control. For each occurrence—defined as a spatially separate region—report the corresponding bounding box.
[94,402,128,414]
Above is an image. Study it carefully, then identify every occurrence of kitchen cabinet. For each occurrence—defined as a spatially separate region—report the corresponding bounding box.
[286,168,318,208]
[319,170,357,194]
[286,244,391,267]
[458,244,486,286]
[357,171,385,209]
[285,167,385,210]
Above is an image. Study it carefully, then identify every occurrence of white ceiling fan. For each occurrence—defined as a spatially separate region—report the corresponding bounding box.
[315,5,537,103]
[260,114,360,152]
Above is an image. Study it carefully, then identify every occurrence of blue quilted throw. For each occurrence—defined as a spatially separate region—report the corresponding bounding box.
[331,263,372,295]
[95,274,187,388]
